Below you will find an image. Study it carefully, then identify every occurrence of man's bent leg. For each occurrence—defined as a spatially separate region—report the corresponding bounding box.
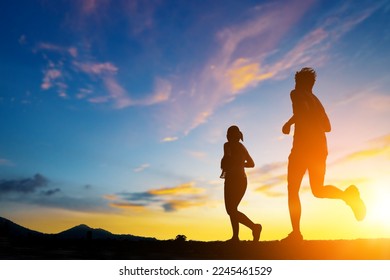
[308,155,366,221]
[308,155,345,199]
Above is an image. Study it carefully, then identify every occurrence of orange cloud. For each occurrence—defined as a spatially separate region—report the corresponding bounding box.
[255,185,286,197]
[109,202,148,212]
[107,181,211,213]
[253,174,287,198]
[345,148,389,161]
[228,59,274,93]
[245,162,288,197]
[338,134,390,163]
[103,194,119,201]
[148,182,203,196]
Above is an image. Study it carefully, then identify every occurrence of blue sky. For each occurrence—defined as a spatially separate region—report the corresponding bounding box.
[1,0,390,240]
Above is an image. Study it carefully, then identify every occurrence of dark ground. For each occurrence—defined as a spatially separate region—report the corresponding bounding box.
[1,237,390,260]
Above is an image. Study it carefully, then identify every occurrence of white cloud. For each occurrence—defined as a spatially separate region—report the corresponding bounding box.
[74,62,170,108]
[133,163,151,173]
[161,137,178,142]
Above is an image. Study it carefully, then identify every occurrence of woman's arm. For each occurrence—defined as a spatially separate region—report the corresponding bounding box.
[242,144,255,168]
[221,143,229,170]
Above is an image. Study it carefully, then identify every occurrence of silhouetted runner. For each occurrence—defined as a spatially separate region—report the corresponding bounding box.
[282,67,366,242]
[220,125,262,242]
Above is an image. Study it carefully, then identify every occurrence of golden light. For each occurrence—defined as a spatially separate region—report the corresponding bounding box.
[367,180,390,230]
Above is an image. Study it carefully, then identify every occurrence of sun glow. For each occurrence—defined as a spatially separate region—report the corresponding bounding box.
[367,181,390,230]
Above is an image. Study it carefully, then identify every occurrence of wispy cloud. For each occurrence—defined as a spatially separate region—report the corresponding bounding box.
[108,182,209,212]
[32,1,384,136]
[0,174,112,213]
[249,135,390,197]
[103,194,118,200]
[246,162,288,197]
[36,42,78,58]
[160,1,383,136]
[255,182,286,198]
[138,78,171,106]
[148,183,203,196]
[187,151,207,160]
[35,43,75,98]
[73,61,118,75]
[97,76,171,109]
[31,194,110,213]
[109,202,148,212]
[73,60,130,108]
[227,58,274,93]
[0,174,49,195]
[101,77,133,109]
[40,188,61,196]
[161,136,178,142]
[336,134,390,164]
[162,200,207,212]
[249,132,390,196]
[41,69,62,90]
[133,163,150,173]
[159,0,314,135]
[36,42,172,109]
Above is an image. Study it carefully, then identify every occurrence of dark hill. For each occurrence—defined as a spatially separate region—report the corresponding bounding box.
[0,216,44,239]
[57,224,114,240]
[0,216,156,241]
[1,216,389,260]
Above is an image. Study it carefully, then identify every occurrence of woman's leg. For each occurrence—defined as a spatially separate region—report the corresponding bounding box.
[225,179,241,240]
[225,177,256,238]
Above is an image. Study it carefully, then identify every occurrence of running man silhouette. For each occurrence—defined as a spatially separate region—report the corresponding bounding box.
[220,125,262,242]
[282,67,366,242]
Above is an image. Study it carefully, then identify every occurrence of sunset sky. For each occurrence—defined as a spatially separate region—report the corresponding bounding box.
[0,0,389,241]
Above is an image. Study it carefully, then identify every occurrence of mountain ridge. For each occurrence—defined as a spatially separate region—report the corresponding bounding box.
[1,217,390,260]
[0,216,156,241]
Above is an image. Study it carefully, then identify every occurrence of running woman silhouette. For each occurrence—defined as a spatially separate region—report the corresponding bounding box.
[221,125,262,242]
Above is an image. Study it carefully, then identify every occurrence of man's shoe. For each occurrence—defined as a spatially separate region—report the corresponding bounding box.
[344,185,366,221]
[281,231,303,243]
